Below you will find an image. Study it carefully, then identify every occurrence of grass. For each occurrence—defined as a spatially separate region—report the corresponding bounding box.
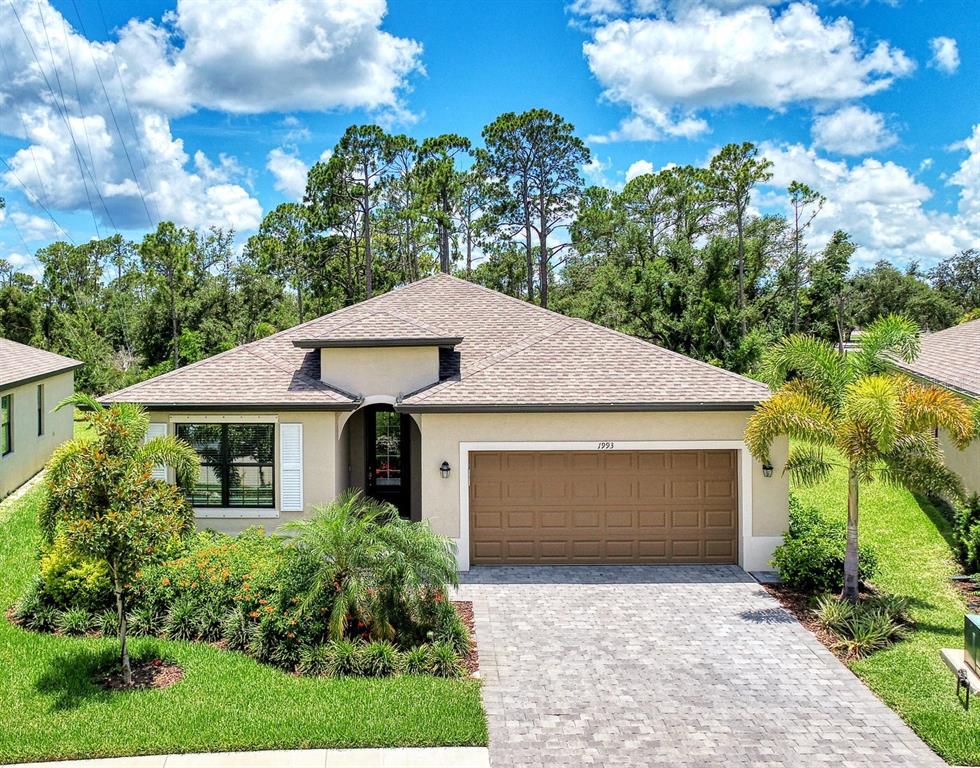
[796,463,980,765]
[0,485,487,764]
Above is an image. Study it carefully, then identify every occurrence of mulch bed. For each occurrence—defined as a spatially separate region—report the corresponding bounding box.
[98,659,184,691]
[952,578,980,613]
[763,584,845,659]
[453,600,480,677]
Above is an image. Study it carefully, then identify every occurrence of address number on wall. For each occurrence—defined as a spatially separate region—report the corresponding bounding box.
[596,442,615,450]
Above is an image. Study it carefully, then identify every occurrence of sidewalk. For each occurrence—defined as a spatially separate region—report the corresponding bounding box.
[10,748,490,768]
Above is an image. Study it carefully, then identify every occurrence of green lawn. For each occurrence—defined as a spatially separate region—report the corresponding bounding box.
[796,465,980,765]
[0,485,487,764]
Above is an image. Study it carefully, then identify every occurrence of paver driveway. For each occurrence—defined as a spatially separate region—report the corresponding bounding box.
[457,566,944,768]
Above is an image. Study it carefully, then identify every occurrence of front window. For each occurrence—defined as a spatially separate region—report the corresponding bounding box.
[1,394,11,455]
[176,423,275,508]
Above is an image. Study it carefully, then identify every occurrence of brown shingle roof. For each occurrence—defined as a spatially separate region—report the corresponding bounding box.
[292,310,461,348]
[892,318,980,398]
[0,338,82,390]
[103,274,770,411]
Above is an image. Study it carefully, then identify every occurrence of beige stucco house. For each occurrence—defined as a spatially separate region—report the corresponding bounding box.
[0,339,81,499]
[103,274,788,571]
[892,318,980,497]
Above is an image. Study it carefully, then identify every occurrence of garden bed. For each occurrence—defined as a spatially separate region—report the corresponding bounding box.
[763,585,841,656]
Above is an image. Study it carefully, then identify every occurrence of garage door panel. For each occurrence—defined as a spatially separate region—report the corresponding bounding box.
[470,450,738,565]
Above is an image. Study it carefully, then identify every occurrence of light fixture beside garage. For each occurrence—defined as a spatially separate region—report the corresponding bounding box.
[439,460,451,479]
[762,462,774,478]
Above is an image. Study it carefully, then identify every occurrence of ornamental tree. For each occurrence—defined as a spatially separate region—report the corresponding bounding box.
[44,394,198,685]
[746,315,975,601]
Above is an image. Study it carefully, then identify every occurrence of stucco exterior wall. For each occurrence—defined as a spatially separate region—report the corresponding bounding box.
[941,429,980,498]
[320,346,439,398]
[415,410,788,571]
[0,371,75,498]
[151,410,338,535]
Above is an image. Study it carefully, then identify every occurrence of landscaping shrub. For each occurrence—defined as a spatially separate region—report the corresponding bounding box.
[194,603,224,641]
[98,608,119,637]
[297,644,332,676]
[326,639,364,677]
[128,605,164,637]
[56,607,94,636]
[11,576,45,625]
[220,606,253,651]
[951,494,980,573]
[401,646,431,676]
[164,597,198,641]
[39,537,112,610]
[429,641,464,678]
[814,593,911,659]
[771,496,878,593]
[362,641,400,677]
[27,604,59,632]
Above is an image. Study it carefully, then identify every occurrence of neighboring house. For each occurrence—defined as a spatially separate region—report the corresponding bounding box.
[102,274,788,571]
[0,339,82,499]
[892,318,980,497]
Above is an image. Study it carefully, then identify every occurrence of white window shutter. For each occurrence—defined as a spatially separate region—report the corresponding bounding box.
[279,423,303,512]
[145,422,168,481]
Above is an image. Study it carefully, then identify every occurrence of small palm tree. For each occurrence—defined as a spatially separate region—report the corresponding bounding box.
[281,489,458,641]
[746,315,975,601]
[44,394,199,685]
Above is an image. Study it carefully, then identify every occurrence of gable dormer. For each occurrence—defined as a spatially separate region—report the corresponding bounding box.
[291,311,462,400]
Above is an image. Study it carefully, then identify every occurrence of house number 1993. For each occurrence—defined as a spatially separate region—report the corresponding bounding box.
[596,441,615,450]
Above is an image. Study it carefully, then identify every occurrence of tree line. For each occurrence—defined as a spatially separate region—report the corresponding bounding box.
[1,109,978,394]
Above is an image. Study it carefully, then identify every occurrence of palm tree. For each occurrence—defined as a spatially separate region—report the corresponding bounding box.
[281,490,458,641]
[746,315,975,601]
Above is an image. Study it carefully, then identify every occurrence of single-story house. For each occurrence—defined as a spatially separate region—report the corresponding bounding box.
[0,338,82,498]
[102,274,788,570]
[891,317,980,496]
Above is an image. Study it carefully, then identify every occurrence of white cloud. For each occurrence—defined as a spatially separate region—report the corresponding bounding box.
[811,105,897,156]
[759,134,980,267]
[625,159,654,180]
[584,2,914,141]
[9,211,61,241]
[0,0,420,236]
[266,148,309,200]
[929,36,959,74]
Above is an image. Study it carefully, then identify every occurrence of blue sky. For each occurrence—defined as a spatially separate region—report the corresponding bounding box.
[1,0,978,274]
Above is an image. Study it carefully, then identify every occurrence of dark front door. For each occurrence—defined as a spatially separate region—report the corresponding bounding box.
[365,404,410,518]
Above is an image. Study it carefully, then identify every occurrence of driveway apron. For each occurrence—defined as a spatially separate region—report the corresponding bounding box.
[457,566,944,768]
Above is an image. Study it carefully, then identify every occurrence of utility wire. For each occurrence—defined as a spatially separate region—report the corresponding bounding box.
[0,35,49,210]
[88,0,160,225]
[68,0,155,229]
[0,154,75,245]
[32,0,102,238]
[60,9,119,233]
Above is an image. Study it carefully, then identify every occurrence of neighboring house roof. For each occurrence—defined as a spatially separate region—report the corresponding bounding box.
[891,318,980,399]
[0,338,83,390]
[103,274,770,411]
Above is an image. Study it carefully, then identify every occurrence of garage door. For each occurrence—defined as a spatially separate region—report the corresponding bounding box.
[469,450,738,565]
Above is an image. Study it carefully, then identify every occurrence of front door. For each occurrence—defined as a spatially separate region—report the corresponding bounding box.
[365,404,410,518]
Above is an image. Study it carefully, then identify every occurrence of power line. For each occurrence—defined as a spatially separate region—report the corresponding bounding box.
[69,0,155,229]
[33,0,102,238]
[60,9,119,233]
[88,0,160,225]
[0,35,49,209]
[0,155,75,245]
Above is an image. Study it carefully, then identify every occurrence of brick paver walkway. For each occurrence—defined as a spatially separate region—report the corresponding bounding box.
[458,566,945,768]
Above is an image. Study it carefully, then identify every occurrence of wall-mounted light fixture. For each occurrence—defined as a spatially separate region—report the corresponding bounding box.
[440,460,451,479]
[762,462,774,478]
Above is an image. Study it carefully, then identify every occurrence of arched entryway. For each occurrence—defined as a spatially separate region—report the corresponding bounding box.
[338,403,421,521]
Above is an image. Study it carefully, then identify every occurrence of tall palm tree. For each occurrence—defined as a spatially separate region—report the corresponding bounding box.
[746,315,975,601]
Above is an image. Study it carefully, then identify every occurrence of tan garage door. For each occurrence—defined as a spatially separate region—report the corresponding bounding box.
[469,450,738,565]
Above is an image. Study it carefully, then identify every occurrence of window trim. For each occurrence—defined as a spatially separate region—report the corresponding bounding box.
[36,384,44,437]
[1,393,12,456]
[176,422,275,509]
